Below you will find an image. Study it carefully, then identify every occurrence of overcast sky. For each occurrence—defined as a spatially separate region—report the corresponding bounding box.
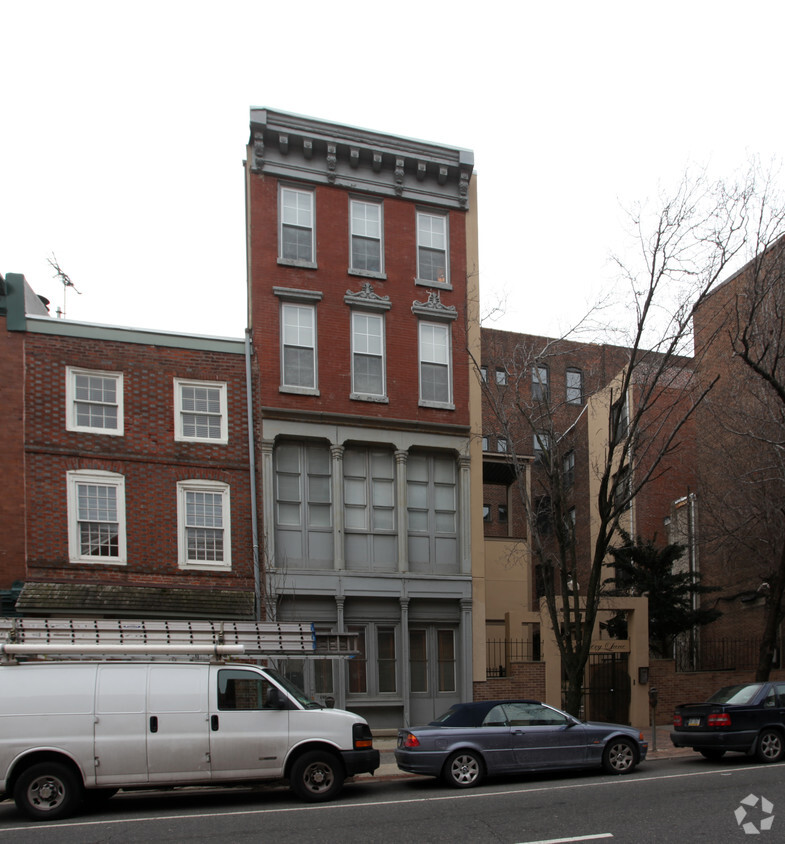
[3,1,784,340]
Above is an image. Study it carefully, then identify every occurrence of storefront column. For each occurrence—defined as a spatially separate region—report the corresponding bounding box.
[331,444,345,570]
[460,597,473,701]
[335,595,346,710]
[400,596,410,726]
[458,454,472,575]
[395,449,409,572]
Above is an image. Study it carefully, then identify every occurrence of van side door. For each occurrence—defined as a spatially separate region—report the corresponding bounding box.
[94,665,150,785]
[208,666,290,780]
[146,664,211,783]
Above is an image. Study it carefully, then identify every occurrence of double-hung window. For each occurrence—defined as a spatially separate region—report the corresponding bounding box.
[351,312,385,399]
[177,480,231,569]
[66,367,123,435]
[416,211,449,286]
[350,199,383,275]
[279,186,315,265]
[67,470,127,564]
[532,364,549,402]
[418,321,452,407]
[566,368,583,405]
[174,379,228,443]
[563,450,575,488]
[281,301,317,391]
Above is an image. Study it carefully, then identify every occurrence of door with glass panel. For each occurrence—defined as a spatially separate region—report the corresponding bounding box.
[408,626,459,725]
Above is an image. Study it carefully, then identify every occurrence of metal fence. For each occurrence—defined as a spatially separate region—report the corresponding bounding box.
[675,637,772,672]
[486,638,540,677]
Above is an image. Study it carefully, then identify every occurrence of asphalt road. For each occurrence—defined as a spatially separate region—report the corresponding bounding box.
[0,754,783,843]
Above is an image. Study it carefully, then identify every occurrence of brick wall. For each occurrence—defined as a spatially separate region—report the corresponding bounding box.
[23,332,254,592]
[0,321,27,586]
[248,175,471,429]
[473,660,546,701]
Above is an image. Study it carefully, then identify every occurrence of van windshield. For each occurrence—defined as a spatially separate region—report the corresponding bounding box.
[264,668,323,709]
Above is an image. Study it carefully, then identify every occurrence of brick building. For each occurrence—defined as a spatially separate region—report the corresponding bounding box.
[244,109,481,727]
[1,273,256,618]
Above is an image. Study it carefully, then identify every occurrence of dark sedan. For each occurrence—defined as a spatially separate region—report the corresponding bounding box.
[671,681,785,762]
[395,699,647,787]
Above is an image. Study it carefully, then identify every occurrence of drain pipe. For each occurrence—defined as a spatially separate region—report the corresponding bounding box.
[245,328,261,622]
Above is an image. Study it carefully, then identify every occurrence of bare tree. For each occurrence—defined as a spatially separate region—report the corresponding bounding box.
[480,172,753,716]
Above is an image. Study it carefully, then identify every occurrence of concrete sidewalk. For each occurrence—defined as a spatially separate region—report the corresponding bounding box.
[360,724,691,781]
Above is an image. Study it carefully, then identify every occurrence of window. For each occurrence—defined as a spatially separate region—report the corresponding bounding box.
[535,495,552,536]
[532,364,549,402]
[437,630,456,692]
[281,302,317,391]
[67,470,126,564]
[347,623,398,696]
[350,199,383,275]
[351,312,385,398]
[174,380,228,443]
[274,442,333,569]
[409,629,428,693]
[177,480,231,569]
[407,453,458,573]
[480,365,488,383]
[498,504,508,524]
[533,431,550,464]
[566,368,583,405]
[495,368,507,386]
[419,321,452,407]
[615,464,632,512]
[481,435,489,452]
[66,368,123,435]
[279,186,315,264]
[416,211,449,285]
[563,451,575,488]
[483,504,491,522]
[612,393,629,443]
[410,627,456,694]
[343,448,396,571]
[217,669,275,710]
[496,437,508,453]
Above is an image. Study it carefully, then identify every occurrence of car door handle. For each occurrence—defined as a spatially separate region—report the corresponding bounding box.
[150,715,158,733]
[211,715,219,731]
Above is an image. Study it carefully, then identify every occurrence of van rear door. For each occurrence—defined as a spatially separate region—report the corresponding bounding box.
[208,666,289,780]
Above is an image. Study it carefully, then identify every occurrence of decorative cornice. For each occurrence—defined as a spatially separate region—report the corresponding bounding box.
[344,281,392,312]
[248,108,473,211]
[411,290,458,321]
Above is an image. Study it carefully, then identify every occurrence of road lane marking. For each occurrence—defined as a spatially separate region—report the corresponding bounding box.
[0,763,771,835]
[517,836,613,843]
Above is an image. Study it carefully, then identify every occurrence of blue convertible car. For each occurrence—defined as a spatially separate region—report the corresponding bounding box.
[395,699,647,787]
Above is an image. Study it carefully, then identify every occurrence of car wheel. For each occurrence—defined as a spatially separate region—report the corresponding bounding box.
[443,750,484,788]
[289,750,344,802]
[602,738,637,774]
[13,761,83,821]
[698,748,725,761]
[755,729,785,763]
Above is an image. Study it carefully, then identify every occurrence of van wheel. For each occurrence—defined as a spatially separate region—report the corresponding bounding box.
[290,751,344,802]
[14,762,83,821]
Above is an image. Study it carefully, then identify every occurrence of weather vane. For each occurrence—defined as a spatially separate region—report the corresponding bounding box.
[47,254,81,318]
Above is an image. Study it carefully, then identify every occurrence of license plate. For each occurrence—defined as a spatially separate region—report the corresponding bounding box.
[688,718,701,727]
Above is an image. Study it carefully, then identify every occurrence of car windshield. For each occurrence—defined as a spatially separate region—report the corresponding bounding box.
[707,684,764,705]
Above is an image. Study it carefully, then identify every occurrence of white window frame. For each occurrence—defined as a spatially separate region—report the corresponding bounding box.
[67,470,127,565]
[416,210,450,287]
[280,301,318,394]
[278,186,315,267]
[177,480,231,571]
[351,311,386,400]
[418,321,453,409]
[65,367,124,436]
[349,199,384,277]
[566,368,583,405]
[174,379,228,444]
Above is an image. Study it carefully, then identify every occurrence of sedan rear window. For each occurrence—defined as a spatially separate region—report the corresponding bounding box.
[708,684,764,705]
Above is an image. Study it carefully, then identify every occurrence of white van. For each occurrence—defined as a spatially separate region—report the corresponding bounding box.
[0,660,379,820]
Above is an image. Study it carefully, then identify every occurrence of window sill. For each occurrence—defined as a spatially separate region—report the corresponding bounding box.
[350,392,389,404]
[348,269,387,281]
[280,385,320,396]
[419,400,455,411]
[414,277,452,291]
[175,435,229,445]
[178,562,232,572]
[70,558,127,566]
[277,258,317,270]
[66,426,124,437]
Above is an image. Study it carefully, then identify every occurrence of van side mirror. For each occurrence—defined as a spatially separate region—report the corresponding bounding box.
[266,686,289,710]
